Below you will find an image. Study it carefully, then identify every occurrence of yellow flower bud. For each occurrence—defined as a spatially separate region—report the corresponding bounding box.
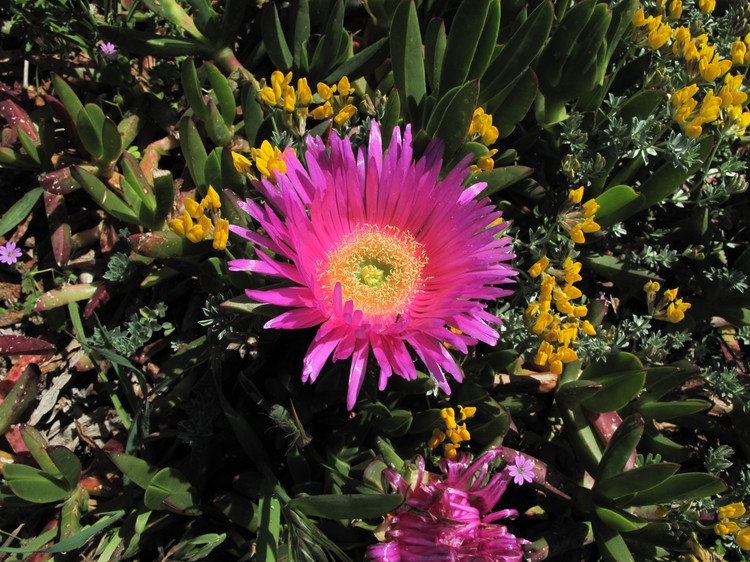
[283,85,296,112]
[528,256,550,278]
[297,77,313,106]
[697,0,715,13]
[184,197,204,219]
[337,76,354,96]
[568,186,585,204]
[231,151,253,175]
[334,104,357,126]
[718,502,746,519]
[736,527,750,550]
[714,521,740,536]
[203,185,221,211]
[311,101,333,120]
[317,82,336,101]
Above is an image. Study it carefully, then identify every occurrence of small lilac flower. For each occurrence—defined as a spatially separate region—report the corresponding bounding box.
[507,455,535,486]
[99,42,118,61]
[0,241,22,265]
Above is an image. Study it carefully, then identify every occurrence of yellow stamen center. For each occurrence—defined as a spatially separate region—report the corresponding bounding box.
[322,225,427,317]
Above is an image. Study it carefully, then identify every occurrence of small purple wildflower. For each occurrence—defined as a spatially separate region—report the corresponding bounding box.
[507,455,535,486]
[99,42,118,61]
[0,241,22,265]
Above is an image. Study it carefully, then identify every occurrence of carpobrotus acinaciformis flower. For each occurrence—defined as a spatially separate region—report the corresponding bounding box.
[367,450,528,561]
[229,123,515,409]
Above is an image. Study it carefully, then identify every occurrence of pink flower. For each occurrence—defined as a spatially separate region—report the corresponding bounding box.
[507,455,535,485]
[367,450,528,561]
[99,42,118,61]
[0,241,22,265]
[229,124,515,409]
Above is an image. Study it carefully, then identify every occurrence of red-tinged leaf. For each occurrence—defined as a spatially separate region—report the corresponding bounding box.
[0,98,39,143]
[0,364,39,435]
[44,94,83,151]
[83,283,112,319]
[0,355,46,398]
[0,336,55,356]
[43,193,72,266]
[40,167,82,195]
[34,283,98,312]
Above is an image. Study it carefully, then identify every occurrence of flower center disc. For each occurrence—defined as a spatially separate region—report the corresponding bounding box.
[322,225,427,318]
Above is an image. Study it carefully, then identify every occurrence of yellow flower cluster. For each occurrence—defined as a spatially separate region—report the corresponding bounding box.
[260,70,358,130]
[633,4,750,139]
[168,186,229,250]
[428,405,476,460]
[469,108,500,172]
[643,281,691,323]
[560,186,601,244]
[714,502,750,550]
[525,256,596,375]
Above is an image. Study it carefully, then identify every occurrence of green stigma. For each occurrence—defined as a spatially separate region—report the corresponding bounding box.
[358,263,389,288]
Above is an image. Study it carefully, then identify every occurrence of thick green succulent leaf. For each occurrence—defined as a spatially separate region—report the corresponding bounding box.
[489,67,538,136]
[595,463,680,502]
[481,0,552,104]
[425,18,446,92]
[0,187,43,238]
[594,506,648,533]
[638,399,711,420]
[594,185,645,228]
[439,0,498,95]
[110,453,159,490]
[76,105,104,160]
[290,0,311,69]
[637,136,712,210]
[71,167,139,224]
[583,254,657,288]
[179,116,208,191]
[476,165,534,197]
[309,0,345,79]
[182,58,209,123]
[621,473,726,507]
[262,2,294,71]
[592,516,635,562]
[596,414,644,481]
[100,116,123,164]
[205,62,236,127]
[51,74,83,123]
[580,353,646,413]
[288,493,404,520]
[425,81,478,159]
[323,37,389,84]
[390,0,426,125]
[98,25,212,57]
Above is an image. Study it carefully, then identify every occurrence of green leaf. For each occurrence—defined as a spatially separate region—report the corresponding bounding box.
[476,165,534,197]
[583,254,657,289]
[4,464,71,503]
[323,37,390,84]
[98,25,213,57]
[179,117,208,191]
[0,187,43,237]
[381,89,401,146]
[637,136,712,210]
[101,117,123,164]
[425,81,479,158]
[144,467,200,514]
[51,74,83,123]
[642,429,691,462]
[19,425,60,479]
[214,493,260,532]
[439,0,497,95]
[557,379,603,403]
[257,481,281,562]
[482,0,553,104]
[390,0,426,125]
[594,506,648,532]
[182,58,209,123]
[592,516,635,562]
[638,399,711,420]
[380,410,413,437]
[72,167,139,224]
[121,152,156,211]
[16,128,40,165]
[204,99,233,146]
[41,510,126,554]
[290,0,311,69]
[76,105,104,160]
[622,473,727,507]
[489,68,538,137]
[643,364,696,401]
[580,353,646,413]
[309,0,344,79]
[110,453,159,490]
[0,366,39,435]
[595,463,680,501]
[205,62,236,127]
[289,493,403,520]
[242,84,264,147]
[596,414,644,481]
[48,447,82,489]
[117,114,140,151]
[594,185,645,228]
[152,170,175,228]
[424,18,446,92]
